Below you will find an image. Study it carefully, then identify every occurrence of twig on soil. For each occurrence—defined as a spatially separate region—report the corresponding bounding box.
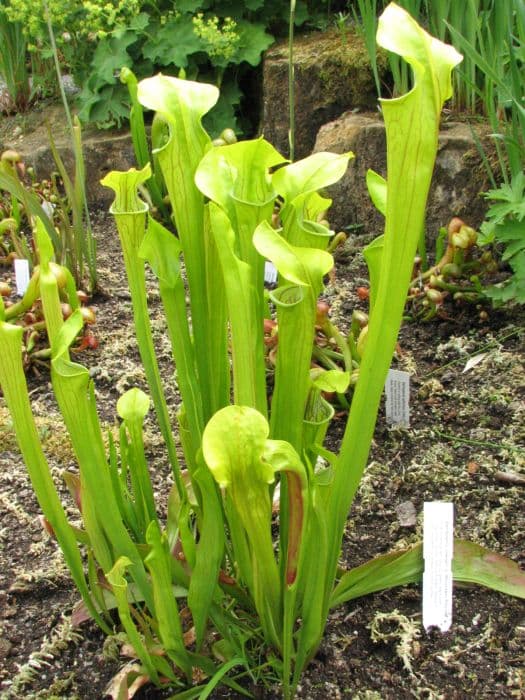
[494,470,525,486]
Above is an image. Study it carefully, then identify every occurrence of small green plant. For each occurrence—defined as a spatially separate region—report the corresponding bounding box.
[2,6,524,699]
[334,11,351,44]
[478,173,525,304]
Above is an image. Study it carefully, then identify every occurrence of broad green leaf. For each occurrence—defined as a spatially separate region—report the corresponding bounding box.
[201,80,243,137]
[321,4,464,675]
[101,165,150,215]
[138,75,218,130]
[235,21,275,66]
[139,217,182,288]
[452,539,525,599]
[142,16,203,67]
[0,321,107,632]
[273,152,353,203]
[89,32,135,83]
[366,169,387,216]
[117,387,150,423]
[253,220,333,291]
[145,521,192,678]
[311,369,350,394]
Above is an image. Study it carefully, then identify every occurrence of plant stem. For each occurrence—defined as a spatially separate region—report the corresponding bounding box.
[288,0,296,161]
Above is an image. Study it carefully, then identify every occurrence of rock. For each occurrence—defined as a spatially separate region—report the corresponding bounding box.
[396,500,417,527]
[0,103,136,207]
[313,112,493,240]
[261,30,386,159]
[32,131,135,206]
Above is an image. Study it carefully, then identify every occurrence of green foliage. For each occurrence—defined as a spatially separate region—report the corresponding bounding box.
[353,0,525,187]
[479,173,525,304]
[0,9,31,112]
[2,7,524,699]
[77,6,276,131]
[0,214,96,365]
[0,117,97,294]
[2,0,141,71]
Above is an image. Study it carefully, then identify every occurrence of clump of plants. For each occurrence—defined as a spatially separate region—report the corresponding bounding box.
[1,6,524,699]
[0,122,96,293]
[0,148,97,369]
[478,173,525,305]
[1,220,97,369]
[407,217,499,320]
[0,8,31,113]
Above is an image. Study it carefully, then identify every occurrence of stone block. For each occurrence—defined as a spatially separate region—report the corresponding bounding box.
[313,112,493,240]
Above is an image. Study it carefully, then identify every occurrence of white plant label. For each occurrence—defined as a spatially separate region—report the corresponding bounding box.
[14,258,30,296]
[385,369,410,427]
[423,501,454,632]
[264,261,278,285]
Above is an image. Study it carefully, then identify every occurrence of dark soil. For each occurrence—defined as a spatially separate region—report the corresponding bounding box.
[1,213,524,699]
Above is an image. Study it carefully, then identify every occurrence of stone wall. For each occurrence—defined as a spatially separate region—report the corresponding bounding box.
[261,30,493,239]
[261,30,385,160]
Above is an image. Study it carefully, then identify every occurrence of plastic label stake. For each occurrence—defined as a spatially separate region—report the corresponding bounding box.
[14,259,30,296]
[385,369,410,427]
[264,261,277,285]
[423,501,454,632]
